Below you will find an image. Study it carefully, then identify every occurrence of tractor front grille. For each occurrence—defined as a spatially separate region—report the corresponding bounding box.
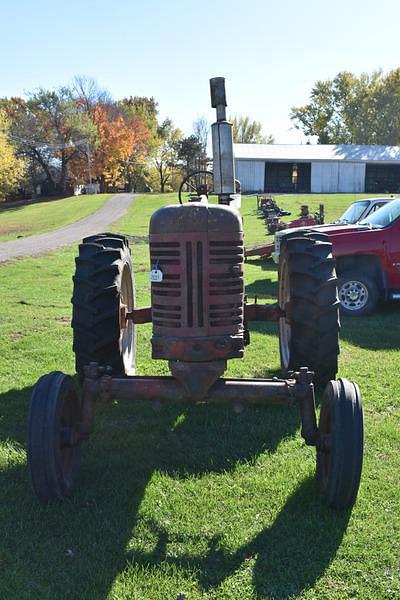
[208,239,243,328]
[150,241,182,329]
[150,232,244,337]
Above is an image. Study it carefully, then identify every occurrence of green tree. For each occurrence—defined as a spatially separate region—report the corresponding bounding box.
[152,118,182,192]
[175,134,208,175]
[3,88,96,195]
[231,115,274,144]
[290,68,400,145]
[30,87,97,194]
[119,96,158,149]
[0,109,25,199]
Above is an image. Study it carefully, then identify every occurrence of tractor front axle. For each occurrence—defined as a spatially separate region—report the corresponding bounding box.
[76,363,320,449]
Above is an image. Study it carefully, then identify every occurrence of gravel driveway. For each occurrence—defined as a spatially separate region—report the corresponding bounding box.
[0,193,136,263]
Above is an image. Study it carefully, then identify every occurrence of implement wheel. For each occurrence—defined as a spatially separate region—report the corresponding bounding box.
[71,233,136,379]
[317,379,364,509]
[278,232,340,386]
[28,372,81,503]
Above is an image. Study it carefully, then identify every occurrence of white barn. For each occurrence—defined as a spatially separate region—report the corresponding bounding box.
[234,143,400,194]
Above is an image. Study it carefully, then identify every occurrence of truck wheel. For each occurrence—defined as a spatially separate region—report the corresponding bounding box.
[278,233,340,387]
[28,372,81,503]
[71,234,136,379]
[317,379,364,509]
[338,271,379,316]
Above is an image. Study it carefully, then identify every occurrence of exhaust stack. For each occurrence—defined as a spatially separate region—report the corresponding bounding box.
[210,77,236,205]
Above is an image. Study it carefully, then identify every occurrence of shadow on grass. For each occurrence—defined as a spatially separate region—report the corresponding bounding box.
[339,302,400,351]
[246,277,278,300]
[245,259,278,300]
[246,258,277,272]
[128,476,350,598]
[0,384,348,598]
[0,387,30,443]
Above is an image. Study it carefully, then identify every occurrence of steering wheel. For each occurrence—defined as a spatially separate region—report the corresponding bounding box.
[178,170,214,205]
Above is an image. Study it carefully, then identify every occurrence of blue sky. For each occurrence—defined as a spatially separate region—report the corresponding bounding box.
[1,0,399,142]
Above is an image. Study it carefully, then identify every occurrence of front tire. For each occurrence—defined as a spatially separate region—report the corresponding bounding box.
[28,372,81,503]
[317,379,364,509]
[71,233,136,379]
[338,271,379,316]
[278,233,340,386]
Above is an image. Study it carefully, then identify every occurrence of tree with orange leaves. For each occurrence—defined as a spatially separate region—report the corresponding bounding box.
[70,103,149,192]
[1,78,153,196]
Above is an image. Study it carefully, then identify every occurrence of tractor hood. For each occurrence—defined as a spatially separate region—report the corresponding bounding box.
[309,223,371,235]
[276,222,369,240]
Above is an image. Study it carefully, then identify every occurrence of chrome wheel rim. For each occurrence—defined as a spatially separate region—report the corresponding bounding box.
[339,280,368,311]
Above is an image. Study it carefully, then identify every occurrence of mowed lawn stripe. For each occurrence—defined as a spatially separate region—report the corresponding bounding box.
[0,193,136,262]
[0,193,112,242]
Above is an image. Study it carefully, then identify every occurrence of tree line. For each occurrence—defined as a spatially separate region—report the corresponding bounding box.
[291,67,400,145]
[0,76,273,201]
[2,67,400,200]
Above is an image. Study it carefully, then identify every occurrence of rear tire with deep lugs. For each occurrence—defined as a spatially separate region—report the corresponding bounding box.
[71,234,136,379]
[278,232,340,386]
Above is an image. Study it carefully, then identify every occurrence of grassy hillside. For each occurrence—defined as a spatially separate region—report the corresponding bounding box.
[0,194,112,242]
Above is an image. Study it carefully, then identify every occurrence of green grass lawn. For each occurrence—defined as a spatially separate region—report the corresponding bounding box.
[0,194,112,242]
[0,193,399,599]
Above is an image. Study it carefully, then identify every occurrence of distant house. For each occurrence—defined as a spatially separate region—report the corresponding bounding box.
[234,143,400,194]
[74,183,100,195]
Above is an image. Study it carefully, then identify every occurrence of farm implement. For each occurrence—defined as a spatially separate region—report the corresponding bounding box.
[245,201,324,260]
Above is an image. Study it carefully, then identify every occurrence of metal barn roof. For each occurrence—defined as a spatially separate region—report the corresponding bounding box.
[233,143,400,163]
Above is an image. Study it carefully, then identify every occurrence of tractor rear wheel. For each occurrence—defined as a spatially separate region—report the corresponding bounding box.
[28,371,81,503]
[71,233,136,379]
[278,232,340,386]
[317,378,364,509]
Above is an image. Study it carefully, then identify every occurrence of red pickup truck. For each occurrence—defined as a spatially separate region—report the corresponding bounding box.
[279,198,400,316]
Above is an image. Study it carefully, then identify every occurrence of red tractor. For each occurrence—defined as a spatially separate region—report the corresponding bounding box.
[266,204,325,235]
[245,203,325,259]
[27,78,363,510]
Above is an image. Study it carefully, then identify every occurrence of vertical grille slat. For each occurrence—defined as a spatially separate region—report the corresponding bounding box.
[186,242,193,327]
[208,239,244,327]
[197,241,204,327]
